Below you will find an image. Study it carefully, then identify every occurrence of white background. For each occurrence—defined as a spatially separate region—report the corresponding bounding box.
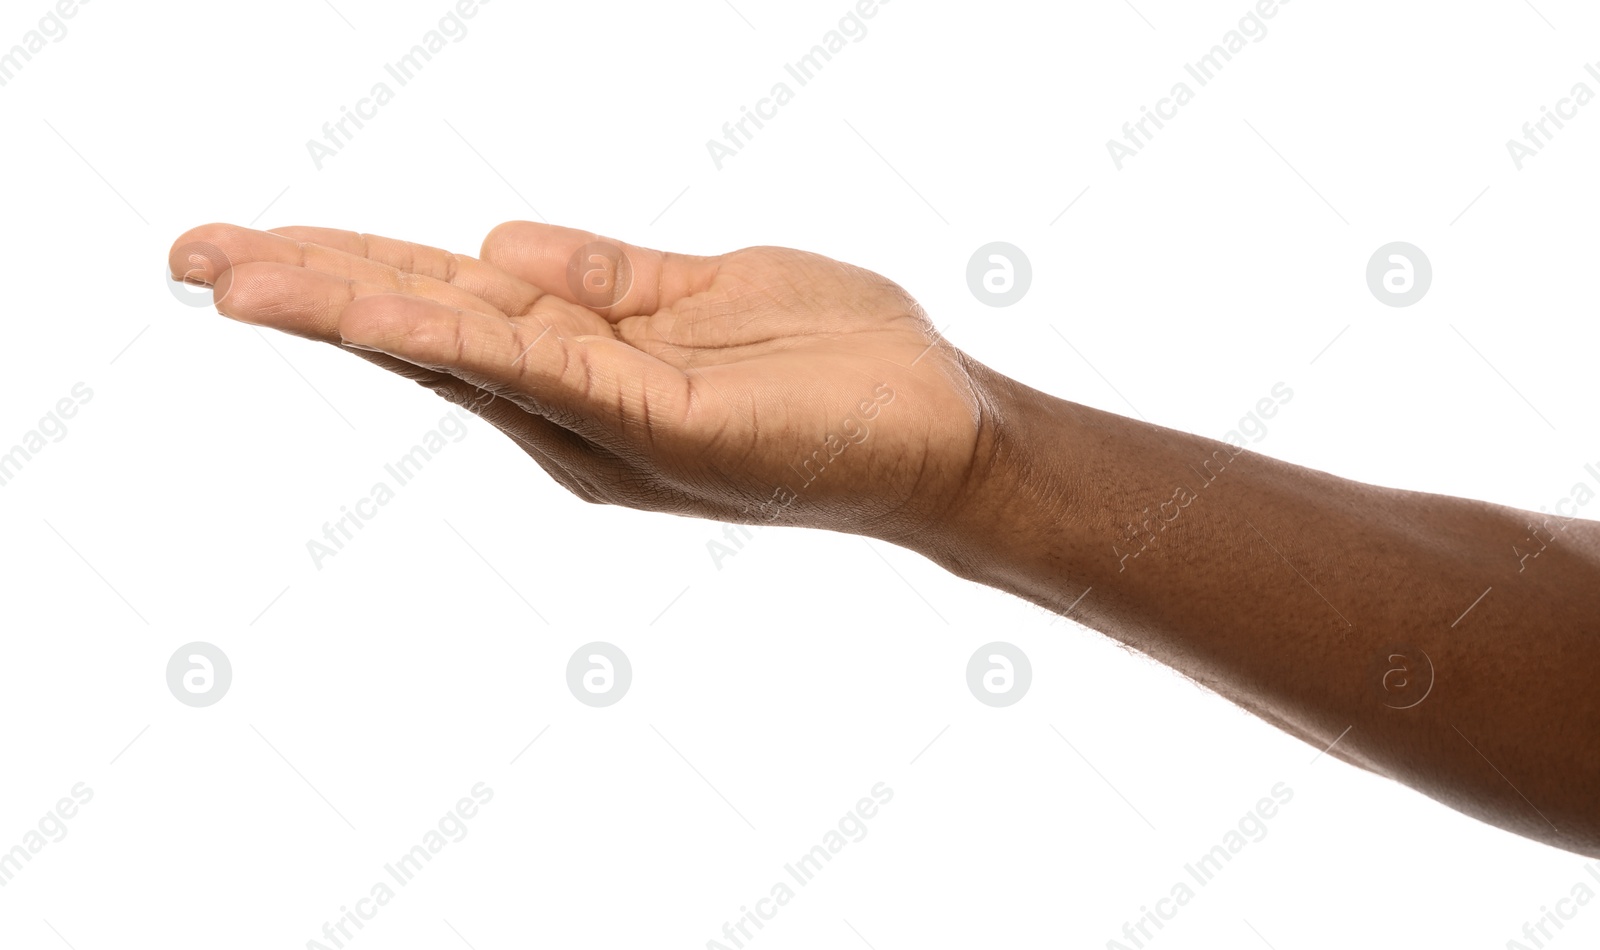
[1,0,1598,948]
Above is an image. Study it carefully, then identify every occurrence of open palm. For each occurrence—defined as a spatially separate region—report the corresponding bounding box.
[169,222,993,541]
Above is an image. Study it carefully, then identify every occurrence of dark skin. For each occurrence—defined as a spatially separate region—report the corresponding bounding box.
[171,220,1600,857]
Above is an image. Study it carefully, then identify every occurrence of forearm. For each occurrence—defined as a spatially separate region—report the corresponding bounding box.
[916,362,1600,856]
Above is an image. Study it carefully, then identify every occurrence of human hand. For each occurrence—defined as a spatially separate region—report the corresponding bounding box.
[167,223,1600,860]
[168,222,998,543]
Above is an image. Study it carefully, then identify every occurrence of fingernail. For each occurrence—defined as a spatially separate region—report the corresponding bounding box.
[342,340,384,352]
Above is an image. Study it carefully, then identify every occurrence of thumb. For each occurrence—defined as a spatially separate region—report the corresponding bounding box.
[479,221,721,320]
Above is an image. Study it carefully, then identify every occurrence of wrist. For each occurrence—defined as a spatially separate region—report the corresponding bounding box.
[906,359,1090,596]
